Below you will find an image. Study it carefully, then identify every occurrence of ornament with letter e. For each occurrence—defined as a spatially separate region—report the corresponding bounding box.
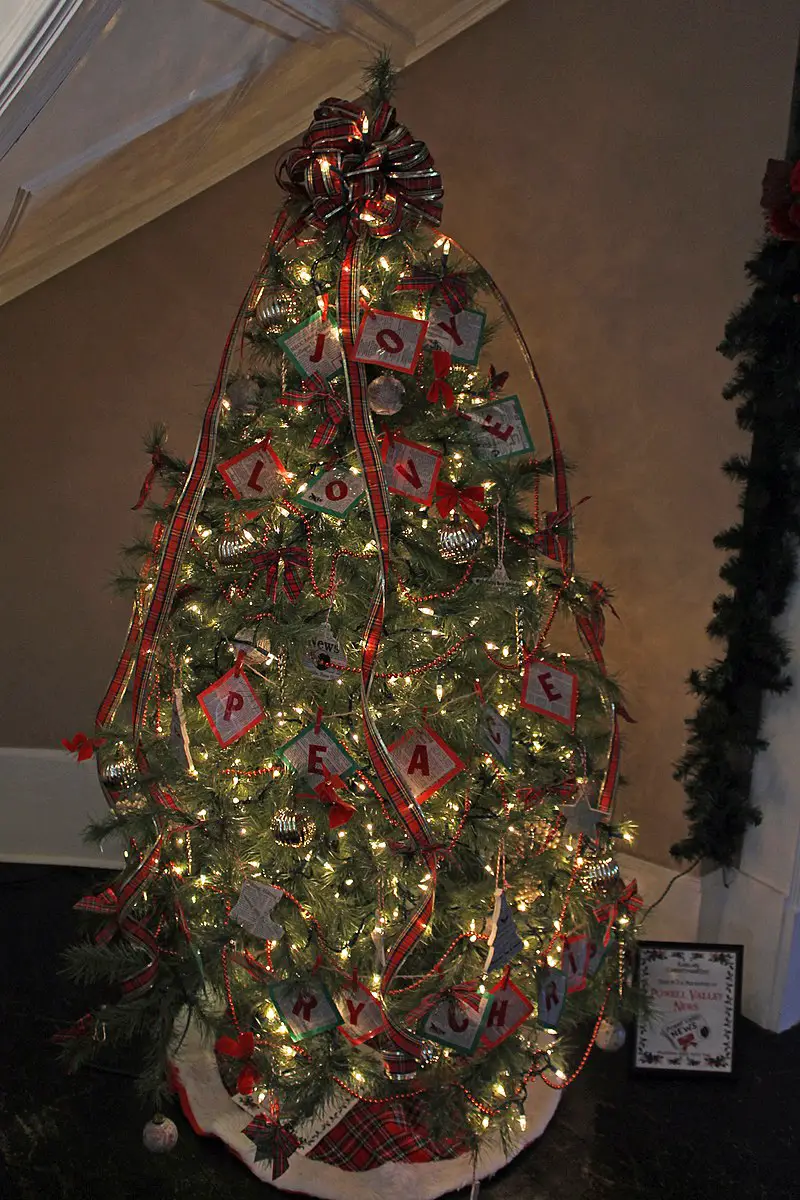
[197,666,264,747]
[481,972,534,1048]
[334,976,386,1045]
[521,658,579,730]
[380,432,442,506]
[478,703,513,768]
[269,979,342,1042]
[387,724,464,803]
[296,465,365,518]
[276,312,341,379]
[353,308,428,375]
[561,934,590,993]
[218,439,288,504]
[426,304,485,365]
[277,722,357,783]
[419,986,489,1054]
[536,966,568,1031]
[484,888,523,973]
[469,396,534,461]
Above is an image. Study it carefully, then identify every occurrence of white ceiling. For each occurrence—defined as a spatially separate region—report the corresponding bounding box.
[0,0,509,305]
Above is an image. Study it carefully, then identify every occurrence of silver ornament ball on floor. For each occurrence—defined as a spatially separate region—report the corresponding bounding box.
[595,1018,626,1052]
[142,1114,179,1153]
[367,373,405,415]
[439,518,484,563]
[255,285,299,333]
[271,806,313,848]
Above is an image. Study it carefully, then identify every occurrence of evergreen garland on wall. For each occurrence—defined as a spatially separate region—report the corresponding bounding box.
[672,233,800,868]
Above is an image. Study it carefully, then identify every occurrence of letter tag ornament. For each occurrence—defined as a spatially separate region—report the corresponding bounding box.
[353,309,428,375]
[197,666,265,747]
[276,312,342,379]
[379,432,442,506]
[521,658,579,730]
[269,979,342,1042]
[296,465,366,519]
[426,304,485,365]
[387,724,465,803]
[480,974,535,1048]
[334,980,387,1045]
[302,622,347,680]
[561,934,591,994]
[218,439,288,502]
[536,966,568,1032]
[277,722,357,781]
[420,990,490,1054]
[478,703,513,767]
[484,889,524,973]
[468,396,535,462]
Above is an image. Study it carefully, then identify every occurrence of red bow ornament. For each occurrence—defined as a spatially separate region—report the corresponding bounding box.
[761,158,800,240]
[394,268,470,313]
[434,480,488,529]
[62,732,106,762]
[301,765,356,828]
[593,879,643,945]
[215,1030,261,1096]
[254,546,308,603]
[277,374,346,448]
[244,1099,301,1180]
[426,350,457,410]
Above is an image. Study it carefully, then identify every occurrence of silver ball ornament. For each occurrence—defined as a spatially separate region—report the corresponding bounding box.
[367,374,405,415]
[382,1048,418,1081]
[216,531,255,565]
[438,518,484,563]
[142,1114,178,1153]
[99,758,138,791]
[225,376,260,412]
[595,1018,626,1052]
[255,285,299,333]
[271,806,313,848]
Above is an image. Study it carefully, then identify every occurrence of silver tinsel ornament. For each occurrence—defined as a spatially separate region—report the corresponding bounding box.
[216,530,255,565]
[582,855,621,892]
[100,758,138,791]
[367,373,405,415]
[232,626,271,666]
[439,517,484,563]
[271,806,313,848]
[255,285,299,333]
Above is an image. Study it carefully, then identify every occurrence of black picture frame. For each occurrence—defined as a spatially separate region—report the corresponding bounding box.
[631,941,743,1079]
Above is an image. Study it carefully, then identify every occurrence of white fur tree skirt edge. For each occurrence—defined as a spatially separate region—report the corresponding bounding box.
[169,1020,562,1199]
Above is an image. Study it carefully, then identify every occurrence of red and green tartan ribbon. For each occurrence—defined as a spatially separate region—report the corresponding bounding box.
[307,1095,465,1169]
[254,545,308,603]
[243,1102,300,1180]
[277,374,346,448]
[394,268,470,313]
[277,97,443,239]
[592,879,643,945]
[433,479,488,529]
[74,836,163,998]
[426,349,456,409]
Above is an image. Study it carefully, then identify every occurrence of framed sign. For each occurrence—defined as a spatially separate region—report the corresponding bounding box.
[632,941,742,1078]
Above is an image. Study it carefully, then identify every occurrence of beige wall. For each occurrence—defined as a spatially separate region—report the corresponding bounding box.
[0,0,796,865]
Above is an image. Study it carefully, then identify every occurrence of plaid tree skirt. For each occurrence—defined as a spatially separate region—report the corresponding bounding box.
[169,1017,561,1200]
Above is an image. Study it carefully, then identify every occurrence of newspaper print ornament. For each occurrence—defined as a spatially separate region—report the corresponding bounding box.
[230,878,284,941]
[255,284,300,332]
[484,888,524,973]
[302,621,346,679]
[438,516,484,563]
[232,626,272,667]
[595,1017,626,1051]
[367,373,405,414]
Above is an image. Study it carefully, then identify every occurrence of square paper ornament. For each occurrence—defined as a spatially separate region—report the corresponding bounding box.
[277,723,357,782]
[269,979,342,1042]
[353,309,428,375]
[481,975,535,1048]
[276,312,342,379]
[561,934,591,994]
[536,966,568,1031]
[469,396,534,461]
[484,889,524,974]
[426,305,485,365]
[387,725,464,803]
[478,704,513,768]
[296,466,365,518]
[230,879,284,942]
[521,659,579,730]
[586,929,615,979]
[197,667,264,747]
[218,439,288,503]
[380,433,442,506]
[420,991,489,1054]
[334,981,386,1045]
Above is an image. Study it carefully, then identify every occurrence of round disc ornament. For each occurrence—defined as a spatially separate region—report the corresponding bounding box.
[439,517,484,563]
[271,806,313,848]
[142,1114,178,1153]
[302,621,346,680]
[255,285,299,333]
[367,373,405,415]
[595,1018,626,1052]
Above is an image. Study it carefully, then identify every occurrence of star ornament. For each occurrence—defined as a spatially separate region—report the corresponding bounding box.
[558,793,608,840]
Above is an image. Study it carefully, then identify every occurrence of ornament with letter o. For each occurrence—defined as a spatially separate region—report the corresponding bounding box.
[354,309,428,375]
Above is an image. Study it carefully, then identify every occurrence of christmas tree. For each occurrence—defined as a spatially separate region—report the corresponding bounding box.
[62,60,640,1188]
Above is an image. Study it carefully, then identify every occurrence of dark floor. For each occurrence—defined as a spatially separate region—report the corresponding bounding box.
[0,863,797,1200]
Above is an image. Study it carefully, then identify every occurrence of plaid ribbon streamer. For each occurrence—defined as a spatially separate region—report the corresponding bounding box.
[426,349,456,409]
[337,233,438,1060]
[277,97,443,239]
[243,1106,300,1180]
[308,1096,465,1170]
[277,374,346,448]
[74,837,163,998]
[394,268,469,313]
[131,446,163,510]
[434,480,488,529]
[574,580,629,812]
[255,546,308,603]
[593,879,643,945]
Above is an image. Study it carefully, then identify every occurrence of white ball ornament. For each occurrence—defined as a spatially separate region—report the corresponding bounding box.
[142,1113,179,1153]
[595,1018,626,1052]
[367,373,405,415]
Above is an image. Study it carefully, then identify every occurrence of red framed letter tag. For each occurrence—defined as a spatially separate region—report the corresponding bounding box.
[380,433,442,506]
[561,934,591,994]
[218,439,288,502]
[334,981,386,1046]
[521,659,579,730]
[353,309,428,375]
[387,725,464,803]
[197,667,265,747]
[481,975,535,1048]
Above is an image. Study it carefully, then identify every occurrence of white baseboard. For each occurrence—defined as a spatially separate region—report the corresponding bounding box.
[0,747,122,869]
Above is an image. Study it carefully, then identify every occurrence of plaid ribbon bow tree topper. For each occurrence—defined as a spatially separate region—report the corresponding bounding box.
[277,97,443,239]
[394,268,470,313]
